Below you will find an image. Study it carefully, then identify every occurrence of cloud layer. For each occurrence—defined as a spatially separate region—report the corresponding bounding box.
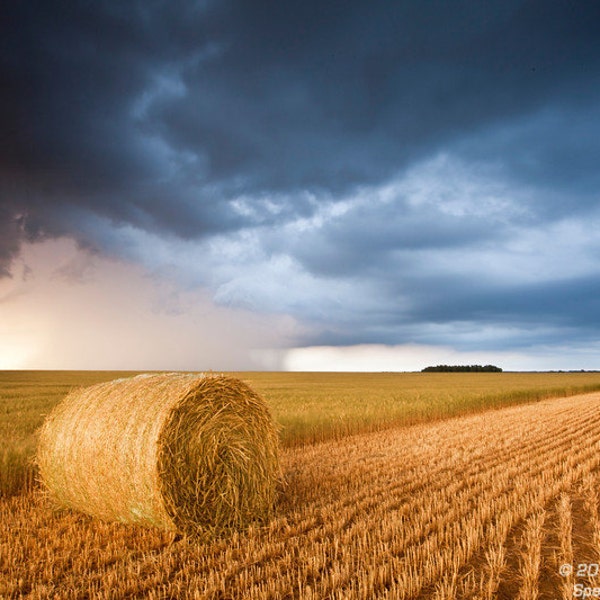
[2,1,600,367]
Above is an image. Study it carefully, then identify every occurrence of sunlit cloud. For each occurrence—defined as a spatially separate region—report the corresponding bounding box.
[0,239,299,370]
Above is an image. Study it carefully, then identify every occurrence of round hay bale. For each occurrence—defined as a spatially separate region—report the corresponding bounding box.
[36,373,281,534]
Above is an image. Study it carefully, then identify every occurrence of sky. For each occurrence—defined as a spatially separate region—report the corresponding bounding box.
[1,0,600,371]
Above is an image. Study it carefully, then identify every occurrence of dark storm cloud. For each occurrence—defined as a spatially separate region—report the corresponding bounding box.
[1,0,240,268]
[0,205,25,277]
[452,103,600,221]
[410,274,600,330]
[275,198,505,279]
[289,252,600,350]
[2,0,600,358]
[152,0,600,194]
[296,273,600,351]
[3,1,600,257]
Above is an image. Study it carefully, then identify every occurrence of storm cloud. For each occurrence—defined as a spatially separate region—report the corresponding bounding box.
[2,0,600,366]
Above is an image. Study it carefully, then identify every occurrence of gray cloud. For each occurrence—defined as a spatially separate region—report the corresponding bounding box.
[412,275,600,330]
[2,0,600,362]
[281,202,503,279]
[0,205,25,277]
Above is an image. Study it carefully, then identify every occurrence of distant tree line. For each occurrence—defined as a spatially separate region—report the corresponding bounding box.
[422,364,503,373]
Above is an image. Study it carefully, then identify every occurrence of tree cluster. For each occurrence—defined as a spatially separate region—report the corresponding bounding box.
[421,365,503,373]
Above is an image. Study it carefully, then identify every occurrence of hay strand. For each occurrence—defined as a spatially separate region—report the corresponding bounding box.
[36,373,280,535]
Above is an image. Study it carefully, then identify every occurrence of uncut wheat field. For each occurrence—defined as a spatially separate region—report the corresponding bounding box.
[3,371,600,598]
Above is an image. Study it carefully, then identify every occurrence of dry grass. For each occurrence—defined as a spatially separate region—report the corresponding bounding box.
[517,510,545,600]
[245,371,600,446]
[557,494,574,600]
[37,373,280,535]
[4,370,600,498]
[3,390,600,598]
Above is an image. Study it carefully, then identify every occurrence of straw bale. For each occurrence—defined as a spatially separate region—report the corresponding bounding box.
[36,373,280,534]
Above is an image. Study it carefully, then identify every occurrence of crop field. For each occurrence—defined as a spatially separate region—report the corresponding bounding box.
[2,371,600,598]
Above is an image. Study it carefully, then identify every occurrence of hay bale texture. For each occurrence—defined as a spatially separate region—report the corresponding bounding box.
[37,373,280,534]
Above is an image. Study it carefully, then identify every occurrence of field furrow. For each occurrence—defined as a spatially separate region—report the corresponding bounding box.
[2,392,600,599]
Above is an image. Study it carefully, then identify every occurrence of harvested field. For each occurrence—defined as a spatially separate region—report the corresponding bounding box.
[3,391,600,598]
[5,369,600,499]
